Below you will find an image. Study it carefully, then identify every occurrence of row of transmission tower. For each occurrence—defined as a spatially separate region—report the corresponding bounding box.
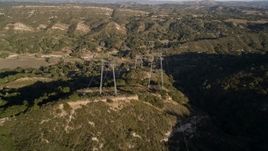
[97,53,165,96]
[134,53,165,90]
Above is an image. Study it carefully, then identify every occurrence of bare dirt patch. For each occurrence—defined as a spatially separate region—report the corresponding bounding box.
[242,10,264,15]
[68,95,139,111]
[0,55,58,69]
[51,23,69,31]
[67,100,91,111]
[117,9,149,16]
[225,19,268,25]
[4,22,34,32]
[0,117,10,126]
[75,21,91,33]
[37,24,47,30]
[2,77,52,89]
[56,95,139,117]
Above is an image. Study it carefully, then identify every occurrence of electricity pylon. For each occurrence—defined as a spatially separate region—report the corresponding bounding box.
[160,55,164,89]
[147,54,165,90]
[99,59,104,95]
[148,56,154,88]
[134,55,143,69]
[111,63,117,95]
[99,59,118,96]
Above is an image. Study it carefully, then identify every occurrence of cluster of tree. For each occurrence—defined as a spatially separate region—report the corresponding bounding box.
[0,4,267,55]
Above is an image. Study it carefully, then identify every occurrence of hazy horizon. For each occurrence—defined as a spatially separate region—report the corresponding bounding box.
[0,0,267,3]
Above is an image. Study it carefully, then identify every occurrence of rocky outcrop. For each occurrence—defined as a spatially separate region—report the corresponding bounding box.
[75,21,90,33]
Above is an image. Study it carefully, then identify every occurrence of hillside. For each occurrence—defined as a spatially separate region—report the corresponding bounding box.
[0,61,190,150]
[166,53,268,151]
[0,2,268,151]
[0,3,267,58]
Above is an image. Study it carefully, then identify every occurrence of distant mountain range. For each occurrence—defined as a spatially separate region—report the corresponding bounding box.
[0,0,266,4]
[0,0,152,4]
[1,0,153,4]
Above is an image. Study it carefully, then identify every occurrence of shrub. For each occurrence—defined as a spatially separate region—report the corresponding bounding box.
[0,52,9,58]
[139,93,164,108]
[59,86,71,94]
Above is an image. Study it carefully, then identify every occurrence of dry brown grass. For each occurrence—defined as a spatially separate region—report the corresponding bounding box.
[224,18,268,24]
[1,77,52,88]
[0,55,55,69]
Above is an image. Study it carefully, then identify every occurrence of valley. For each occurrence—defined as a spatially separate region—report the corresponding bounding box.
[0,1,267,151]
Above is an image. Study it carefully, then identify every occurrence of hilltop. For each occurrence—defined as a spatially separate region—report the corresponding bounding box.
[0,2,267,151]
